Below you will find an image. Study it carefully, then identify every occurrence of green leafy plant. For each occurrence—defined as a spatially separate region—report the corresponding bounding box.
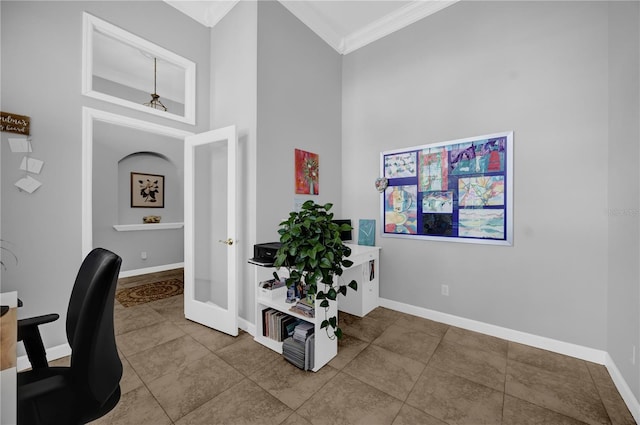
[273,201,356,339]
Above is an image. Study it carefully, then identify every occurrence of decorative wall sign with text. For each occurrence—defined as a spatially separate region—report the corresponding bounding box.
[380,132,513,246]
[1,112,30,135]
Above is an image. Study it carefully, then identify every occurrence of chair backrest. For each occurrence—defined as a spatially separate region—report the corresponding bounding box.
[65,248,123,405]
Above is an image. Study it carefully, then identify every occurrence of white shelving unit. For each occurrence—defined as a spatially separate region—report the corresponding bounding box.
[253,264,337,372]
[338,244,381,317]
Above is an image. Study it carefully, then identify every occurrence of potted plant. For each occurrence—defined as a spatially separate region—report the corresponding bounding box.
[273,201,356,339]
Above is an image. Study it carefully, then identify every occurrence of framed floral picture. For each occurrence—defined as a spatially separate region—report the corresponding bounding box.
[295,149,319,195]
[131,172,164,208]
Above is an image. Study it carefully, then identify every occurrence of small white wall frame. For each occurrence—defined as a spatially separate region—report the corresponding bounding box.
[82,12,197,125]
[380,131,513,246]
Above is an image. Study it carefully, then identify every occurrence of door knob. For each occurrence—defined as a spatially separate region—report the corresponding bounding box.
[218,238,234,246]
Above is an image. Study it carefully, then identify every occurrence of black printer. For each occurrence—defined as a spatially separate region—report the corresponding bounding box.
[248,242,281,266]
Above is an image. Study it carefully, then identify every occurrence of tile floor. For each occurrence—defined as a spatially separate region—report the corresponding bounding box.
[75,270,635,424]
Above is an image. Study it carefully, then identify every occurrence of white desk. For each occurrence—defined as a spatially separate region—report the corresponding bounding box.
[1,291,18,425]
[339,244,381,317]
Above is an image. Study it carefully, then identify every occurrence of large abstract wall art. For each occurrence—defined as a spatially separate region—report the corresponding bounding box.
[380,132,513,245]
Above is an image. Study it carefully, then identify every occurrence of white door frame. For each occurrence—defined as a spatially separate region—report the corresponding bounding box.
[81,107,193,258]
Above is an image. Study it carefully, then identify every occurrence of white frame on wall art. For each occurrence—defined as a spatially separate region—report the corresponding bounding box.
[380,131,513,246]
[82,12,196,125]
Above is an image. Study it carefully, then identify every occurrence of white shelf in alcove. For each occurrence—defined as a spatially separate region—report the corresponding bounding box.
[113,222,184,232]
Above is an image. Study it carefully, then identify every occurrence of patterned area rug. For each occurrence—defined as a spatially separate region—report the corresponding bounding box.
[116,279,183,307]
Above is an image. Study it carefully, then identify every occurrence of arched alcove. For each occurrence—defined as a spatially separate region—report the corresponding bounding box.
[117,151,181,225]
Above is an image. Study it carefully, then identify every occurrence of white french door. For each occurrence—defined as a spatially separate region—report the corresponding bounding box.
[184,126,238,336]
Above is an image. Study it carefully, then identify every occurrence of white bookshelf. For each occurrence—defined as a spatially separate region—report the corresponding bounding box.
[253,264,337,372]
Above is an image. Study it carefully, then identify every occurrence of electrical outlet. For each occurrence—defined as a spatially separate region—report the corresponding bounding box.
[441,284,449,296]
[141,251,147,260]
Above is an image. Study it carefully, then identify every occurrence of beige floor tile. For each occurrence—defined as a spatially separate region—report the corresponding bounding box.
[90,385,172,425]
[586,363,636,425]
[175,378,292,425]
[509,341,592,382]
[340,314,390,342]
[406,366,504,425]
[127,334,210,383]
[217,335,283,376]
[393,315,449,339]
[502,395,589,425]
[443,326,508,357]
[392,404,448,425]
[281,412,312,425]
[373,323,441,364]
[147,352,245,422]
[250,358,338,409]
[104,269,633,425]
[365,307,406,323]
[296,372,403,425]
[428,340,507,392]
[506,360,609,425]
[328,334,369,370]
[177,319,248,352]
[343,344,425,401]
[147,294,185,322]
[113,304,165,335]
[116,321,186,357]
[119,357,144,395]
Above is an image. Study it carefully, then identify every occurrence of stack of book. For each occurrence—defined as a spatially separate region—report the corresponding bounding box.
[261,308,300,342]
[289,298,315,318]
[293,322,314,342]
[283,324,315,370]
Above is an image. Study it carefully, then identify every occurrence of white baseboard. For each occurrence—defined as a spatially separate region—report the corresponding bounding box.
[118,262,184,278]
[605,353,640,423]
[17,343,71,372]
[238,316,255,337]
[379,297,606,364]
[379,297,639,420]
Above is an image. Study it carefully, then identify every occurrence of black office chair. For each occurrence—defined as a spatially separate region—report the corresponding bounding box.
[17,248,123,425]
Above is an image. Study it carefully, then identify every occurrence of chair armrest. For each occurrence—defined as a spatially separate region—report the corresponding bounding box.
[18,375,67,403]
[18,314,59,331]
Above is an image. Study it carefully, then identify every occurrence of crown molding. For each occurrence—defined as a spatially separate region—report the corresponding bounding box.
[342,0,459,54]
[164,1,239,28]
[166,0,458,55]
[278,1,345,53]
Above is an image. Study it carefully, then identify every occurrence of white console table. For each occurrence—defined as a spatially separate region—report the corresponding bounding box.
[339,244,381,317]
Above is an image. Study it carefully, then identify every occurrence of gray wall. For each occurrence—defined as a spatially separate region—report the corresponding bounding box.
[210,0,258,322]
[344,1,610,348]
[342,0,639,399]
[209,0,342,324]
[1,1,210,352]
[607,2,640,399]
[256,0,343,243]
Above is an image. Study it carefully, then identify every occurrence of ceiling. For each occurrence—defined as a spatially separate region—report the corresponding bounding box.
[165,0,459,54]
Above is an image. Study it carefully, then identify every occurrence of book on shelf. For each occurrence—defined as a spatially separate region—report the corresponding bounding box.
[289,299,315,318]
[261,307,302,342]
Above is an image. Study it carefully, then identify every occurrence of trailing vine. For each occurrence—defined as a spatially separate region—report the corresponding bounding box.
[273,201,356,339]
